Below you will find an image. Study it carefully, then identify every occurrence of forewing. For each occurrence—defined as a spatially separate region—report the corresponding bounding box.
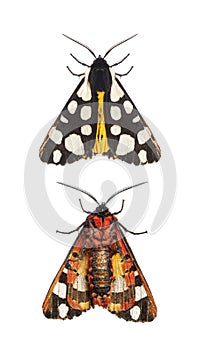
[108,223,157,322]
[105,78,161,165]
[42,230,91,319]
[39,78,97,165]
[40,70,160,166]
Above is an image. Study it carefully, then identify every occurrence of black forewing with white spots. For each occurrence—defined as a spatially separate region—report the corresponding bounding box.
[39,60,161,165]
[39,77,97,165]
[104,78,161,165]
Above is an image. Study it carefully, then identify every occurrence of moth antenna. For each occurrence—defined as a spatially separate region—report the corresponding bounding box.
[57,182,99,205]
[62,34,96,58]
[104,34,138,58]
[105,181,148,205]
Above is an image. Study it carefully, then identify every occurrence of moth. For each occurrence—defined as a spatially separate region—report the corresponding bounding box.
[43,182,157,322]
[39,35,161,165]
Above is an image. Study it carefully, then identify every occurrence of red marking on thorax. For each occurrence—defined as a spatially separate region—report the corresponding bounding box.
[93,215,115,228]
[87,211,117,228]
[85,212,118,248]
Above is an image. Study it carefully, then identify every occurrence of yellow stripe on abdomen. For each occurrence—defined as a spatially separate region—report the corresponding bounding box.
[93,91,109,153]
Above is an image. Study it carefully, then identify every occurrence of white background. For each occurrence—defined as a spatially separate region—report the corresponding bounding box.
[1,0,202,349]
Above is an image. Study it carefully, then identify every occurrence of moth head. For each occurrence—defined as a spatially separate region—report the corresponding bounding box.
[62,34,138,92]
[95,202,108,213]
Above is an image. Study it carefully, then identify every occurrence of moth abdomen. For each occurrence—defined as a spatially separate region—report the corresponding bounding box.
[90,249,111,299]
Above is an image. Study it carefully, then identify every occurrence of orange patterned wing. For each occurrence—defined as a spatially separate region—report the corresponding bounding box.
[42,230,91,319]
[107,223,157,322]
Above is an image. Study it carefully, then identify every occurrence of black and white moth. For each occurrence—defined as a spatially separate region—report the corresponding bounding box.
[39,35,161,165]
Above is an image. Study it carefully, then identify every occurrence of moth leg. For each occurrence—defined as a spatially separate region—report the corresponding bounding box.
[116,66,133,77]
[119,222,147,235]
[111,200,125,215]
[110,53,130,67]
[66,66,85,77]
[70,53,90,67]
[56,222,85,234]
[79,199,92,214]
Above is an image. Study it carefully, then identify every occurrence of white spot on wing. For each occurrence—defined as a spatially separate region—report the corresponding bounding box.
[53,149,62,163]
[73,275,88,292]
[109,68,124,102]
[53,282,67,299]
[49,127,63,144]
[135,285,147,301]
[80,106,92,120]
[67,100,78,114]
[65,134,85,155]
[111,276,128,293]
[81,124,92,136]
[110,124,121,136]
[132,116,140,123]
[135,270,139,276]
[77,68,92,101]
[123,100,133,114]
[137,128,150,144]
[138,150,147,164]
[116,134,135,155]
[130,305,141,320]
[63,268,68,274]
[58,303,69,319]
[60,115,69,123]
[110,106,122,120]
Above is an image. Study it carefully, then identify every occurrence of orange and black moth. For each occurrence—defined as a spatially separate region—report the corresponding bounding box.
[39,35,161,166]
[43,183,157,322]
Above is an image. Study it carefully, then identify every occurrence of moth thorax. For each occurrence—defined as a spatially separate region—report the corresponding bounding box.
[89,58,112,93]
